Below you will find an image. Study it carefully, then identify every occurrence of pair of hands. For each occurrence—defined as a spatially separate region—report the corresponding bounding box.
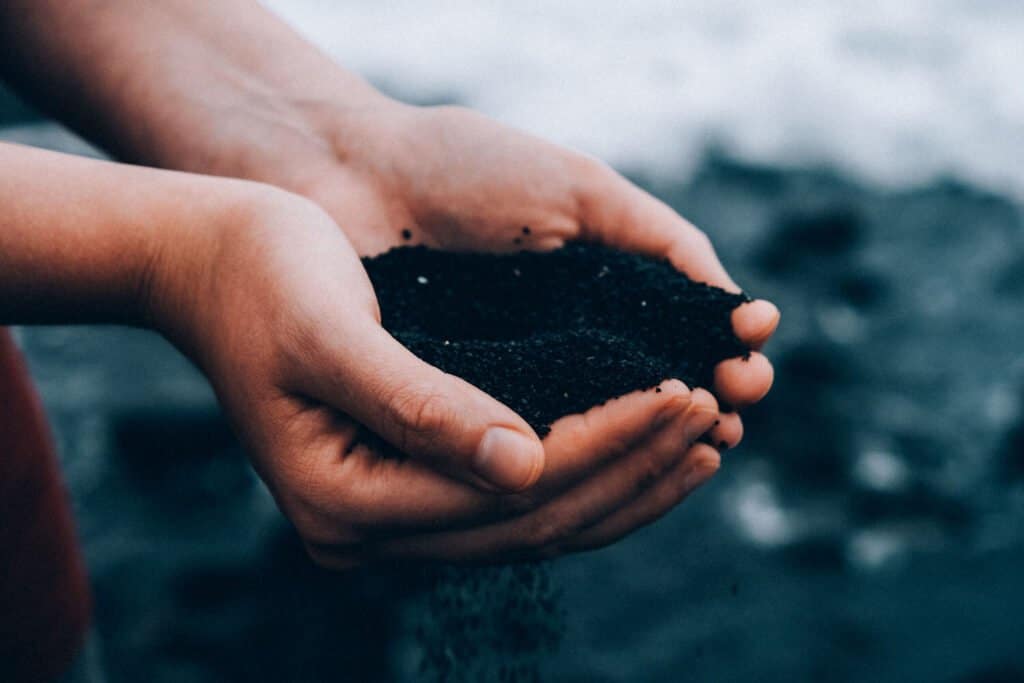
[147,102,778,568]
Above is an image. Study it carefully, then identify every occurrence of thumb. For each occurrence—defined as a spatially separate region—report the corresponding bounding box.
[303,325,545,492]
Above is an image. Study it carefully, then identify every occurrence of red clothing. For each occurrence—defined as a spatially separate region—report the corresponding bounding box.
[0,329,90,681]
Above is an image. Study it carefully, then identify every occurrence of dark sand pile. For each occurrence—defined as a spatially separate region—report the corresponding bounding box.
[364,243,751,435]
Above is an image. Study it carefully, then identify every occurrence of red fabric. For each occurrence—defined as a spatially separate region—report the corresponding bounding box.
[0,329,91,681]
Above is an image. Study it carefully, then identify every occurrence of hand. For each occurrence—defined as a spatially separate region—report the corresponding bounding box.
[0,0,777,561]
[248,102,780,448]
[149,186,727,566]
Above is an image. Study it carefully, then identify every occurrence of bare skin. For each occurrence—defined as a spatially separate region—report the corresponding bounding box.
[0,1,780,566]
[0,143,724,566]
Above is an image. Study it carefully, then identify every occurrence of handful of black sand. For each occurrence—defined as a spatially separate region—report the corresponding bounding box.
[364,243,751,436]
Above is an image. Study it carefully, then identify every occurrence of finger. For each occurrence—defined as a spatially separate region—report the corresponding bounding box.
[713,352,774,409]
[300,324,544,492]
[732,300,780,350]
[298,385,710,541]
[557,444,721,555]
[536,379,695,489]
[576,163,739,292]
[363,390,719,563]
[706,411,743,451]
[297,440,504,540]
[252,400,504,543]
[287,384,713,544]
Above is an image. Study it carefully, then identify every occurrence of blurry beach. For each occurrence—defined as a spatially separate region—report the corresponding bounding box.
[3,2,1024,681]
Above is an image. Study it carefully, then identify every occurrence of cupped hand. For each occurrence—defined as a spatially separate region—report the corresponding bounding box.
[148,185,726,566]
[275,103,779,448]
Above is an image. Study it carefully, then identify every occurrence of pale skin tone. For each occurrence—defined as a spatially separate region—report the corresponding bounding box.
[0,1,779,567]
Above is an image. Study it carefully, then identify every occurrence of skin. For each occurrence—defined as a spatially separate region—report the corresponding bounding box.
[0,1,780,567]
[0,142,723,567]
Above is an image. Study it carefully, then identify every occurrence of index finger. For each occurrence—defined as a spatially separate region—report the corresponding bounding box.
[575,162,739,292]
[574,162,780,351]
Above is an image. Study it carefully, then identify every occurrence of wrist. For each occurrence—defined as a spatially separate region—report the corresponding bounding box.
[153,85,409,195]
[0,144,225,327]
[139,176,323,359]
[4,0,403,190]
[138,176,258,341]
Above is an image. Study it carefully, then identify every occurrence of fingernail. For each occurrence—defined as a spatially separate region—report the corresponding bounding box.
[754,300,780,323]
[474,427,543,491]
[734,300,780,346]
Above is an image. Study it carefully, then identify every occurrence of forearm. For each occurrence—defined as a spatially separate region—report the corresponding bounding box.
[0,1,388,179]
[0,141,222,325]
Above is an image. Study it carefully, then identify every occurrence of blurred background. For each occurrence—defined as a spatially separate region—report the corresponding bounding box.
[3,1,1024,681]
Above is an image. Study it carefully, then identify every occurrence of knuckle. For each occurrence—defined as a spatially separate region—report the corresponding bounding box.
[281,485,364,548]
[662,392,693,415]
[635,453,672,496]
[654,393,692,426]
[498,491,540,517]
[572,155,618,201]
[690,226,714,249]
[688,388,719,414]
[525,513,578,549]
[386,384,456,451]
[576,154,612,182]
[549,410,591,445]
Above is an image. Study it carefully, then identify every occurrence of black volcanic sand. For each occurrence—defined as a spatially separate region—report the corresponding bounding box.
[363,243,751,436]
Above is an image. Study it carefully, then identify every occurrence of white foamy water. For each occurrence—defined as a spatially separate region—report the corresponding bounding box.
[262,0,1024,198]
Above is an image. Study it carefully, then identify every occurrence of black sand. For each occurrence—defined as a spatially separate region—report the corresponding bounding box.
[363,243,751,436]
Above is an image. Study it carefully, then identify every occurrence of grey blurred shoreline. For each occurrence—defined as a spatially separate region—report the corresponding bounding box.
[5,104,1024,681]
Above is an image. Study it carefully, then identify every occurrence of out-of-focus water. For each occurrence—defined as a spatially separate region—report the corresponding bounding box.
[263,0,1024,198]
[3,3,1024,681]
